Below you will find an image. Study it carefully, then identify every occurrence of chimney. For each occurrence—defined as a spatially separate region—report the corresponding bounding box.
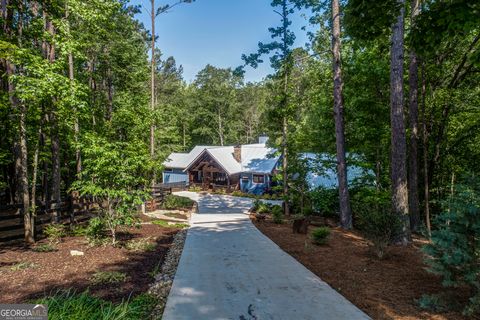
[258,134,269,144]
[233,144,241,163]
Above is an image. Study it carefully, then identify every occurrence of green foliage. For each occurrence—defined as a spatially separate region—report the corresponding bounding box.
[310,187,339,218]
[151,219,189,229]
[44,224,67,244]
[311,227,331,245]
[423,181,480,316]
[162,195,194,210]
[124,237,156,252]
[344,0,401,41]
[36,291,157,320]
[417,294,450,313]
[354,189,400,259]
[85,217,106,242]
[272,205,284,224]
[32,243,57,253]
[70,225,88,237]
[8,262,38,271]
[90,271,127,285]
[251,199,262,212]
[258,203,272,214]
[71,135,152,245]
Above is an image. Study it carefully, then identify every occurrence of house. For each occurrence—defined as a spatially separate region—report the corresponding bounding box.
[162,136,279,195]
[162,136,370,195]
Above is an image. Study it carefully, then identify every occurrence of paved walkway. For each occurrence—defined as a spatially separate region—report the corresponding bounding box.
[163,192,370,320]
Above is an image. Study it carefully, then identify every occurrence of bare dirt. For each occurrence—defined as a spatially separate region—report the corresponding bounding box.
[253,217,471,320]
[0,222,180,303]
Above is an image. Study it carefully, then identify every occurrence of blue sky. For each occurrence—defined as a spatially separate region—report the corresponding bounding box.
[129,0,312,83]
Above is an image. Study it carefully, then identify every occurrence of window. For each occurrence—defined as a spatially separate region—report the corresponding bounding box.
[253,174,265,184]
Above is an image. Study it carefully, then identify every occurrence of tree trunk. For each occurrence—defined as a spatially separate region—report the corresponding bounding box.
[407,0,420,233]
[66,5,81,175]
[5,2,33,243]
[45,14,61,222]
[332,0,352,229]
[421,64,431,237]
[390,0,410,244]
[150,0,155,158]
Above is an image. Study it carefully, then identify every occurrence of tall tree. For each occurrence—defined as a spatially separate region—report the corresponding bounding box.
[242,0,303,215]
[331,0,352,229]
[407,0,420,232]
[390,0,410,243]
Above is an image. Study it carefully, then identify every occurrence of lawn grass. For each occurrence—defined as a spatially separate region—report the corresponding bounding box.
[35,291,157,320]
[151,219,189,229]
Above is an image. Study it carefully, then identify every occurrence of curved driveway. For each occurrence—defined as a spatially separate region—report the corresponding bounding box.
[162,192,370,320]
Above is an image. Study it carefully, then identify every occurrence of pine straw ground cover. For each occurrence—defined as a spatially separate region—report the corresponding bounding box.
[0,218,181,304]
[252,217,473,320]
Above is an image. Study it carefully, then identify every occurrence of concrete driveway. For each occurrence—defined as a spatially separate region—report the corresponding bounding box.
[162,192,370,320]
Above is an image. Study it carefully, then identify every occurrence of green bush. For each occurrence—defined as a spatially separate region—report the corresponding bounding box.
[36,291,157,320]
[357,209,400,259]
[257,203,271,214]
[310,187,339,218]
[70,225,88,237]
[32,243,57,252]
[86,217,105,241]
[162,195,194,210]
[44,224,67,244]
[251,199,262,212]
[231,190,244,197]
[311,227,331,245]
[417,294,450,313]
[124,237,156,252]
[90,271,127,285]
[271,205,283,224]
[423,182,480,316]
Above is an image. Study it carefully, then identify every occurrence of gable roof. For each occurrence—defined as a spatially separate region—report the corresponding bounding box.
[163,143,280,175]
[241,144,279,174]
[163,146,218,169]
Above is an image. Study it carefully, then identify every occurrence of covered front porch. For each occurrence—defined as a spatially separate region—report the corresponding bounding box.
[187,152,239,191]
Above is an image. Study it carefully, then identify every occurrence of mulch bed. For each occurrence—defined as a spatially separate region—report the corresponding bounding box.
[253,217,471,320]
[0,221,180,303]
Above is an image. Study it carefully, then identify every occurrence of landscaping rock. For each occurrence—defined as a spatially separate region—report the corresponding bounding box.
[148,229,187,319]
[70,250,84,256]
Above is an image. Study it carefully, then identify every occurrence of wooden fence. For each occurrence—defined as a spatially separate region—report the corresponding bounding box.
[0,198,97,243]
[0,184,181,242]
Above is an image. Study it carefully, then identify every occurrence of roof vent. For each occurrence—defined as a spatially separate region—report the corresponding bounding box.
[258,135,269,144]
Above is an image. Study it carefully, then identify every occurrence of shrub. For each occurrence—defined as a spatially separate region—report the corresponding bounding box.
[32,243,57,253]
[310,187,339,218]
[125,237,156,252]
[271,205,283,224]
[9,261,38,271]
[417,294,450,313]
[423,182,480,316]
[257,203,271,214]
[86,217,105,241]
[231,190,243,197]
[311,227,331,245]
[70,225,88,237]
[44,224,67,244]
[90,271,127,285]
[357,209,400,259]
[162,195,194,210]
[36,291,157,320]
[251,199,262,212]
